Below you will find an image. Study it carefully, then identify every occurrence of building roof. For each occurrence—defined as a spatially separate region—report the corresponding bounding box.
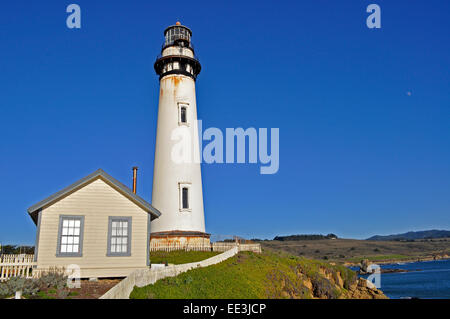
[27,169,161,224]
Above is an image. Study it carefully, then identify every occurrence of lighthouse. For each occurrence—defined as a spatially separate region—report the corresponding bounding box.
[150,22,210,249]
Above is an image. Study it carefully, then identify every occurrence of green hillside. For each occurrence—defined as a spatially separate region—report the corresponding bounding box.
[130,250,386,299]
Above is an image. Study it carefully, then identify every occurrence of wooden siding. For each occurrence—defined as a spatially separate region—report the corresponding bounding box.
[36,178,149,278]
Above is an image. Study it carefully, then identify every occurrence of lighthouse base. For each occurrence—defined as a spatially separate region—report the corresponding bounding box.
[150,230,211,251]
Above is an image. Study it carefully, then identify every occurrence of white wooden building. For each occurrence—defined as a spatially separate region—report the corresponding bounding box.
[28,169,161,278]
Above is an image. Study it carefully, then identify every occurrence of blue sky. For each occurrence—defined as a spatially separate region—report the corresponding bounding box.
[0,0,449,245]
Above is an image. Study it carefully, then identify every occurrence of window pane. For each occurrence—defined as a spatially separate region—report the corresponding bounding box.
[109,219,130,254]
[59,218,83,254]
[181,107,187,123]
[182,187,189,209]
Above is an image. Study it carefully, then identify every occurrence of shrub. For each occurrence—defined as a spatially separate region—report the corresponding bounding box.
[57,289,70,299]
[0,277,40,298]
[0,281,11,298]
[310,274,338,299]
[0,245,34,254]
[0,267,69,299]
[336,267,357,290]
[265,269,310,299]
[37,267,67,290]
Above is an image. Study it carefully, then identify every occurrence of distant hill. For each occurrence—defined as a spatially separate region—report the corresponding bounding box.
[367,230,450,241]
[273,234,338,241]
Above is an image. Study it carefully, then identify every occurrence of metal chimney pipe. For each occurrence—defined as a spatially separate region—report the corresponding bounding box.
[132,167,138,194]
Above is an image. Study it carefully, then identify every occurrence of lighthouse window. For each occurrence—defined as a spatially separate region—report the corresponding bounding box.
[179,183,191,211]
[178,103,189,125]
[182,187,189,209]
[180,106,187,123]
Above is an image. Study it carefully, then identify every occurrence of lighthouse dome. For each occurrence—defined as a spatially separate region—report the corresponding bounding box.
[163,23,193,48]
[155,23,201,80]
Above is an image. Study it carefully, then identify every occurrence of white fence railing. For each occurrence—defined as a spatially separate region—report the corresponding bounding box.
[0,254,36,281]
[212,242,238,252]
[101,246,240,299]
[150,242,212,252]
[238,244,262,253]
[212,243,262,253]
[149,242,262,253]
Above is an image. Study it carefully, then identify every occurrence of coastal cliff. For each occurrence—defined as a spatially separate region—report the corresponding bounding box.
[130,250,386,299]
[295,265,386,299]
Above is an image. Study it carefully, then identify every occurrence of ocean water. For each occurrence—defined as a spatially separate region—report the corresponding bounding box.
[355,259,450,299]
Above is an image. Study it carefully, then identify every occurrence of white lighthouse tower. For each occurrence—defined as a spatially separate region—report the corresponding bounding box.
[150,22,209,248]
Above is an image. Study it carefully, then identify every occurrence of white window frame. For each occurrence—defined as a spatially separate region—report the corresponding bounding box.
[56,215,84,257]
[107,216,132,257]
[177,102,189,126]
[178,182,192,212]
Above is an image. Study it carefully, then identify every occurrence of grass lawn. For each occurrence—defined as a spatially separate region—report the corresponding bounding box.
[149,250,220,265]
[131,250,357,299]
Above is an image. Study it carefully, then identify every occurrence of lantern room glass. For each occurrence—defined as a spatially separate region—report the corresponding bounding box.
[164,27,191,46]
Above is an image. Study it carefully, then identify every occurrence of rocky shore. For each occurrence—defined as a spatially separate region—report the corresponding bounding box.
[281,264,387,299]
[344,253,450,268]
[355,257,439,275]
[347,278,387,299]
